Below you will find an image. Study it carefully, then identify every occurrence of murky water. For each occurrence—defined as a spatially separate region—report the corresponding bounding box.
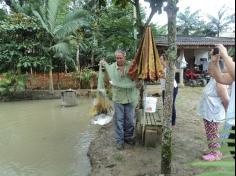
[0,98,97,176]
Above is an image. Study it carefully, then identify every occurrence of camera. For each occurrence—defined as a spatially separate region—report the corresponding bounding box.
[212,47,219,55]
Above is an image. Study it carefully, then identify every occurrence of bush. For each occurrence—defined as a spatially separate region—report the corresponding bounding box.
[0,72,27,96]
[72,68,97,89]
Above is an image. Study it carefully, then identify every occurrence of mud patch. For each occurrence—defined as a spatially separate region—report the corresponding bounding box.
[88,87,211,176]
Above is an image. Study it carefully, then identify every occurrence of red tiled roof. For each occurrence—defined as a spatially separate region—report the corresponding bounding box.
[156,36,235,46]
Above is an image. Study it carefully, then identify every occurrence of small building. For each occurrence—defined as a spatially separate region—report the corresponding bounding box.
[156,36,235,86]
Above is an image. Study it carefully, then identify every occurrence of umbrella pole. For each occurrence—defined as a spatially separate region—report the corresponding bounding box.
[140,81,147,144]
[139,80,146,109]
[143,81,147,110]
[139,80,147,124]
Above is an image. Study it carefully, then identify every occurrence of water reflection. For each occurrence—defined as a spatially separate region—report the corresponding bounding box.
[0,98,97,176]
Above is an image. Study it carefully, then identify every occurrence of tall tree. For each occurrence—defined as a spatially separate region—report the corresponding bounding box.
[177,7,203,36]
[102,0,165,38]
[161,0,178,174]
[207,6,235,37]
[194,23,218,37]
[88,0,101,66]
[99,4,137,61]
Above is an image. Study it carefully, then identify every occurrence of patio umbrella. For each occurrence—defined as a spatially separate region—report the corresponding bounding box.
[128,26,163,81]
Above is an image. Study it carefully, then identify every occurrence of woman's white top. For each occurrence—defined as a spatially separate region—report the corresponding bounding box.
[226,81,235,125]
[160,68,178,91]
[197,78,226,122]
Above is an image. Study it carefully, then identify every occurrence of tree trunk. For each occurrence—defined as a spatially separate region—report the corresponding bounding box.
[91,1,100,67]
[144,8,158,28]
[133,5,138,49]
[161,0,178,175]
[65,61,68,74]
[91,47,95,66]
[49,58,54,93]
[134,0,144,38]
[76,44,80,72]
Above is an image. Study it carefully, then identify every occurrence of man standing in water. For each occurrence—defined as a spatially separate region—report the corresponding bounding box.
[100,50,138,150]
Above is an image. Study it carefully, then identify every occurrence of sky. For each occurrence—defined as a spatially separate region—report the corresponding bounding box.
[141,0,235,26]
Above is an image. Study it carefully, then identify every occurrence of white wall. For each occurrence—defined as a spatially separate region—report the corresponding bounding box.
[194,49,209,65]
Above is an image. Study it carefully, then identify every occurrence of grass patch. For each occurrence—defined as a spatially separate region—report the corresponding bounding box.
[114,154,125,162]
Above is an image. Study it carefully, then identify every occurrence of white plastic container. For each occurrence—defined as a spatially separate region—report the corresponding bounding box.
[144,97,157,113]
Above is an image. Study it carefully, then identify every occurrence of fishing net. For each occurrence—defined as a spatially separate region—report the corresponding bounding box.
[91,65,113,116]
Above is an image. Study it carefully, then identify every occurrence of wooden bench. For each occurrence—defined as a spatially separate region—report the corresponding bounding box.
[142,110,163,146]
[135,108,163,147]
[144,111,162,126]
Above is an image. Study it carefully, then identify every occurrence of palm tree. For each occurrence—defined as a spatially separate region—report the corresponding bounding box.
[177,7,203,36]
[33,0,88,92]
[207,6,235,37]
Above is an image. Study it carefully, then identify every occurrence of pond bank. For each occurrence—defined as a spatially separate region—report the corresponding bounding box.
[0,89,97,102]
[88,87,209,176]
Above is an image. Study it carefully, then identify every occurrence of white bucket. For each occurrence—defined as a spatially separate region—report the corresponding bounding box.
[144,97,157,113]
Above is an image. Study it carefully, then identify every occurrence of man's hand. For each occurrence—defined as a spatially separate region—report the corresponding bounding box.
[100,59,107,66]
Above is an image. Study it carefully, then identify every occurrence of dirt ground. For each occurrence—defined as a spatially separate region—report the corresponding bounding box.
[88,86,213,176]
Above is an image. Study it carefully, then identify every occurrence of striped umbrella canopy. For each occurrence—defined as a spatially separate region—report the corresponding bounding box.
[128,26,163,81]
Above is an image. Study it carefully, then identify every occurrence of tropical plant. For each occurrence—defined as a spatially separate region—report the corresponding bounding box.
[228,47,235,60]
[207,6,235,37]
[177,7,204,36]
[79,1,144,64]
[152,23,168,37]
[194,23,218,37]
[0,72,27,96]
[73,68,97,88]
[98,4,137,62]
[33,0,89,92]
[110,0,166,36]
[0,0,45,15]
[0,13,49,73]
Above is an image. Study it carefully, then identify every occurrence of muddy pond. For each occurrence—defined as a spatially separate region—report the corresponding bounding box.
[0,98,97,176]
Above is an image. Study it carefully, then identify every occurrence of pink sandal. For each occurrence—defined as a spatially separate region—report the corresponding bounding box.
[202,151,223,161]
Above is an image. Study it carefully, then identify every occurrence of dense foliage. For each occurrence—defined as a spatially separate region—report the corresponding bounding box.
[0,0,234,92]
[0,13,51,73]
